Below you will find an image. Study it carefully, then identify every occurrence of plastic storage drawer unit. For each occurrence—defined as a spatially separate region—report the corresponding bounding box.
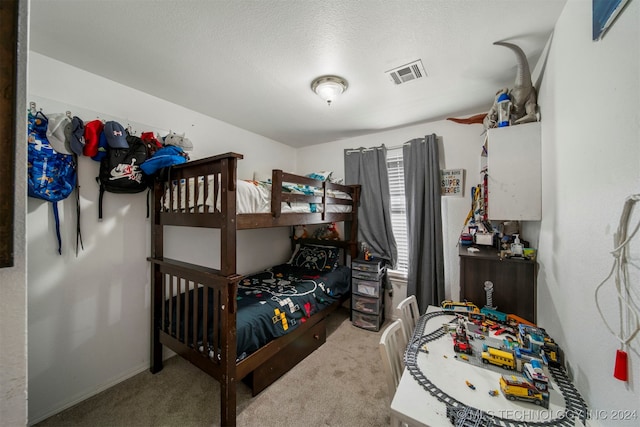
[352,311,383,332]
[353,278,381,298]
[352,269,382,281]
[351,258,385,331]
[352,294,381,314]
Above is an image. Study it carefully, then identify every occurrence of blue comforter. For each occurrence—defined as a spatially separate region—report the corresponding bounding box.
[165,264,351,360]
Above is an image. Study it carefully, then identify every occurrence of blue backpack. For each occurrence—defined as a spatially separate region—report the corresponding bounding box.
[28,111,80,254]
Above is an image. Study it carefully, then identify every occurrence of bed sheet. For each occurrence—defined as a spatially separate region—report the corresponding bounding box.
[165,264,351,360]
[161,177,352,214]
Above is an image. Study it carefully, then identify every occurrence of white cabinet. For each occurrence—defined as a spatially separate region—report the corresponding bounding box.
[487,122,541,221]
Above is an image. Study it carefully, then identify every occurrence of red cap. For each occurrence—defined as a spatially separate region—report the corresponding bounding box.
[141,131,162,148]
[83,120,105,157]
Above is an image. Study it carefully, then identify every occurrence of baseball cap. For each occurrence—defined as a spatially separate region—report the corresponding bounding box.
[46,113,73,154]
[91,131,109,162]
[64,116,85,156]
[83,120,105,157]
[104,121,129,149]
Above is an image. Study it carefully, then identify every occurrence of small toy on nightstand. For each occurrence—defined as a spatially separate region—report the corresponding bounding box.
[361,242,372,261]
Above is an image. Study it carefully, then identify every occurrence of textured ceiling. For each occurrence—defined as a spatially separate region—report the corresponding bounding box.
[29,0,566,148]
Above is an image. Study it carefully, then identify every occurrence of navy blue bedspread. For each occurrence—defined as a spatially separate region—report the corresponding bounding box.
[165,264,351,360]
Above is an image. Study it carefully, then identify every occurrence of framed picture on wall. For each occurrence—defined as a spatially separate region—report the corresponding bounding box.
[593,0,630,41]
[0,0,17,268]
[440,169,465,198]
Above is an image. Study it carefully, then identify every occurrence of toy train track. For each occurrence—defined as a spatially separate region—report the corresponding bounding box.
[404,310,589,427]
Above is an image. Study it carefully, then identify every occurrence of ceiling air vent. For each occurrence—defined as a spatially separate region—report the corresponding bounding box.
[385,59,427,85]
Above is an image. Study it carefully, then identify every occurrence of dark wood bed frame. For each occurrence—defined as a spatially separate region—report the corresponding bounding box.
[148,152,360,426]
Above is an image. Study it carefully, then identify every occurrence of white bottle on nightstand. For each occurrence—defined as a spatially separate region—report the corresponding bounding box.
[511,234,523,257]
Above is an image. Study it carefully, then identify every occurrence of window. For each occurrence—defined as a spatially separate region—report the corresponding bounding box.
[386,149,408,277]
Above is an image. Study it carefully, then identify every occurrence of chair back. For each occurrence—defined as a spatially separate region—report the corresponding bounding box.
[379,318,406,399]
[397,295,420,344]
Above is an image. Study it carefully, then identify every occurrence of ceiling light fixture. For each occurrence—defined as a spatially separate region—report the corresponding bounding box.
[311,75,348,106]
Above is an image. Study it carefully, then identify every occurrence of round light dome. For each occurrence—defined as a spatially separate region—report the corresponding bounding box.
[311,76,348,105]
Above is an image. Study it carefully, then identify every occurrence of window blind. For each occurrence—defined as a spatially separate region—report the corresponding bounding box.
[386,149,408,276]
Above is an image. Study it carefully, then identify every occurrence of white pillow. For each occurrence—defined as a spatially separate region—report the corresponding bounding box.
[253,171,272,182]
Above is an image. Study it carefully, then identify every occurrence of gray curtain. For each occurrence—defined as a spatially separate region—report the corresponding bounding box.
[344,146,397,267]
[403,134,445,312]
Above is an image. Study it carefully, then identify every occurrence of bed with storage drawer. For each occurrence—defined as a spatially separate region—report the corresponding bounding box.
[148,152,360,426]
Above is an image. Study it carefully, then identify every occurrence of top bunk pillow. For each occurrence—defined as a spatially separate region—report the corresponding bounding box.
[288,243,340,272]
[306,170,345,185]
[253,170,272,183]
[305,171,332,182]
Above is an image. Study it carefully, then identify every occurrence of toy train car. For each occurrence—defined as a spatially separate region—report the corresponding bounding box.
[507,313,536,327]
[541,340,564,367]
[440,300,480,314]
[480,306,507,323]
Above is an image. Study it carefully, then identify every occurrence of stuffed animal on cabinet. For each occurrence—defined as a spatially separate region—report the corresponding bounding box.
[312,222,340,240]
[163,130,193,151]
[293,225,308,240]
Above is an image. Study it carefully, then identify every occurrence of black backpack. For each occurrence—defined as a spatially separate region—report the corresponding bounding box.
[97,134,150,220]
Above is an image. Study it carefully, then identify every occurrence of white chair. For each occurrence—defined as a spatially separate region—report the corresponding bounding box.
[397,295,420,344]
[379,318,406,427]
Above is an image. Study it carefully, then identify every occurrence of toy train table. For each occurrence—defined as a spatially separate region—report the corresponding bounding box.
[405,309,588,427]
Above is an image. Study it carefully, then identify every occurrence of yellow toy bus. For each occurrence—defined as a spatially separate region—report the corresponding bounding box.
[500,375,547,407]
[481,346,516,370]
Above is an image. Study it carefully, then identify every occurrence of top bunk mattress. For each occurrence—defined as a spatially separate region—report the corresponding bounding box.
[162,177,353,214]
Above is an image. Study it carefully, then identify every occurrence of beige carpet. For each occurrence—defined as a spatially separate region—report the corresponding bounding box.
[36,307,393,427]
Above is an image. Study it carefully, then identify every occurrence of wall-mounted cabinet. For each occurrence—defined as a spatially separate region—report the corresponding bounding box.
[487,122,541,221]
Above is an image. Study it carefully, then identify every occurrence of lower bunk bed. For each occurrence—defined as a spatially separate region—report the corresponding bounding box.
[148,152,360,426]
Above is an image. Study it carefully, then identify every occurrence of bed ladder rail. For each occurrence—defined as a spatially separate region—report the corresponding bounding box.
[148,256,240,368]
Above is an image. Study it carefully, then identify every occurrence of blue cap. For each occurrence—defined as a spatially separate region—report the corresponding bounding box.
[104,121,129,149]
[91,132,109,162]
[64,116,85,156]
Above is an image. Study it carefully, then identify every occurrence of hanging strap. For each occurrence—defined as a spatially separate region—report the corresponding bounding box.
[52,202,62,255]
[75,184,84,256]
[146,188,151,219]
[75,155,84,256]
[98,181,105,221]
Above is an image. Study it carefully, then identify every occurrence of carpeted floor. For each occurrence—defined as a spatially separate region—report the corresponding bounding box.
[35,307,393,427]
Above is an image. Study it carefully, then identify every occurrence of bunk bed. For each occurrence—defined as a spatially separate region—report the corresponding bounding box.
[148,152,360,426]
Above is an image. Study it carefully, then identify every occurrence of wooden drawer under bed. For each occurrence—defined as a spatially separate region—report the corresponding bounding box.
[242,319,327,395]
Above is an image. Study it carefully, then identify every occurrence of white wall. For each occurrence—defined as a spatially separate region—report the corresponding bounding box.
[297,119,488,316]
[537,0,640,424]
[0,1,28,425]
[26,53,298,424]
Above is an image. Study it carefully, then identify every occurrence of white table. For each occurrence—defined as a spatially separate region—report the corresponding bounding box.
[390,307,576,427]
